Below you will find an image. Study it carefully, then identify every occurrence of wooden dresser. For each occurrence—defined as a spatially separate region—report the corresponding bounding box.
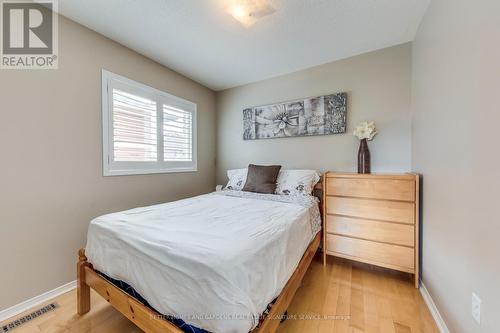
[322,172,420,288]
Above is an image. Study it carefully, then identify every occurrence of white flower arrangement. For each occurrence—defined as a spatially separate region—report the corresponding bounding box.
[353,121,377,140]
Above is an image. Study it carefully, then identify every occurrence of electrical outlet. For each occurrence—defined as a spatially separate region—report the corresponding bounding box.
[472,292,481,324]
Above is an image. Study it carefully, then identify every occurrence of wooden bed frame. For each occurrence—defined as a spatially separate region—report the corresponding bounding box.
[77,179,324,333]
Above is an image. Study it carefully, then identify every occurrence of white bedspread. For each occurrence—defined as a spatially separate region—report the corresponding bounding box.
[85,190,321,333]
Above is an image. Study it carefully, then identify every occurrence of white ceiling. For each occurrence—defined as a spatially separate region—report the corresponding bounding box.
[59,0,430,91]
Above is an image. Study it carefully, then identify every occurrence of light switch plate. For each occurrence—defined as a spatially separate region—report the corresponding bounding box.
[472,292,481,324]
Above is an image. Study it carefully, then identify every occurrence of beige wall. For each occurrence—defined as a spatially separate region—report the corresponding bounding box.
[216,44,412,184]
[412,0,500,331]
[0,16,216,311]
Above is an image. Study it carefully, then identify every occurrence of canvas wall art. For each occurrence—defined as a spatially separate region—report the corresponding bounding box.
[243,92,347,140]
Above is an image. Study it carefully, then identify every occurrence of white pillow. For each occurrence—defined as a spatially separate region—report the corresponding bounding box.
[275,169,321,196]
[224,168,248,190]
[225,167,320,196]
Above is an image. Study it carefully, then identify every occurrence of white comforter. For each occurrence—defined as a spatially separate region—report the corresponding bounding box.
[85,190,321,333]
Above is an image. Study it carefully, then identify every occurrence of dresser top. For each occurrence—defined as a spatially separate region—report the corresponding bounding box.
[325,172,417,180]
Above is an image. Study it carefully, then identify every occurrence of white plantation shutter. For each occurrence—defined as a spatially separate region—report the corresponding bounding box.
[163,105,193,162]
[112,89,157,162]
[102,70,197,176]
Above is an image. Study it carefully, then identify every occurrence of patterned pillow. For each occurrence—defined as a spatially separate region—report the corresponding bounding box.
[224,168,248,190]
[275,170,321,196]
[225,168,321,195]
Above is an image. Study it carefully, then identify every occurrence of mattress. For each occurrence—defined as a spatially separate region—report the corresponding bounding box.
[85,190,321,333]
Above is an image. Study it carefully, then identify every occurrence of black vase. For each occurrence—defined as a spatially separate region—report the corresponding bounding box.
[357,139,371,174]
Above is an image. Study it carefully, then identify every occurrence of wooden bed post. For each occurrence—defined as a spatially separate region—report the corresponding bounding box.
[77,248,91,315]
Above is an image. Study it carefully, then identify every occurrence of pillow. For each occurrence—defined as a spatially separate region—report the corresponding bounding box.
[224,168,247,190]
[275,169,321,196]
[242,164,282,194]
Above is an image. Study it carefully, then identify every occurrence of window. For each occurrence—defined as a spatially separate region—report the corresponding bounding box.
[102,70,197,176]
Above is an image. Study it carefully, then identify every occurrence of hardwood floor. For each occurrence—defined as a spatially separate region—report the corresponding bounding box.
[0,256,438,333]
[277,257,438,333]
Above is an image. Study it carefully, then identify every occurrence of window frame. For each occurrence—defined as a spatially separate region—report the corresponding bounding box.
[102,70,197,176]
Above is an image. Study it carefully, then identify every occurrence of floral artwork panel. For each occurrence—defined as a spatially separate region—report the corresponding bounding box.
[243,92,347,140]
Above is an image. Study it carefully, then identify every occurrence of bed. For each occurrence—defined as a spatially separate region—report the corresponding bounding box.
[77,178,323,333]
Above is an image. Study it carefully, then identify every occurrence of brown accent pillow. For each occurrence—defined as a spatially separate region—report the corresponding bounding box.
[242,164,282,194]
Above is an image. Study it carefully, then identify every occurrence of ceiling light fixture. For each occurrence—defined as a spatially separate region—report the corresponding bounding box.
[227,0,275,28]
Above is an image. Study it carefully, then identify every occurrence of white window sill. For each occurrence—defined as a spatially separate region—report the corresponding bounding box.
[103,167,198,177]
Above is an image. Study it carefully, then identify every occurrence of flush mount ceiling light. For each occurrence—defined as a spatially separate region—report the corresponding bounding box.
[227,0,275,27]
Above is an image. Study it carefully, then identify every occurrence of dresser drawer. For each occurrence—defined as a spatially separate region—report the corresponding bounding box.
[326,215,414,247]
[326,196,415,224]
[326,234,414,270]
[326,177,415,201]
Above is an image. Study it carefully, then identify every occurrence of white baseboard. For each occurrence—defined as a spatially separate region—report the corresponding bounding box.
[0,280,76,323]
[420,280,450,333]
